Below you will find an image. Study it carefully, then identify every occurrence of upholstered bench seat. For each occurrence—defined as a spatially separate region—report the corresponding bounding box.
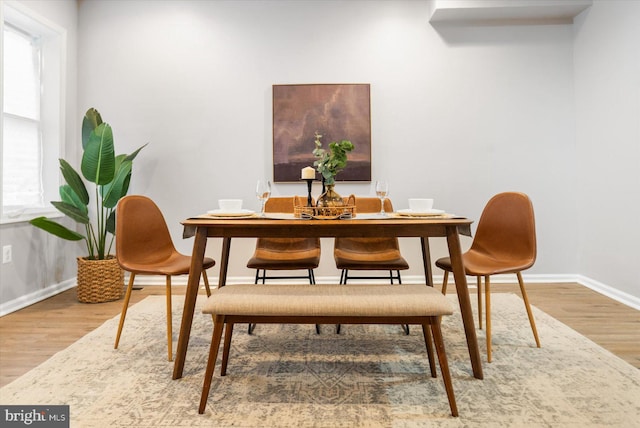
[199,283,458,417]
[203,283,453,317]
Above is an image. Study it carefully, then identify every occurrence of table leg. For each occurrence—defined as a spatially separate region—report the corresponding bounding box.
[218,237,232,288]
[446,226,484,380]
[173,226,208,380]
[420,237,434,287]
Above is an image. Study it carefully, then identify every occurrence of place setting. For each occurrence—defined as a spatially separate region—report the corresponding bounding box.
[203,198,254,218]
[394,198,452,218]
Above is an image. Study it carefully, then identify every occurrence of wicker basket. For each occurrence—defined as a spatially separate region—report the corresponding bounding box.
[76,256,124,303]
[293,194,356,219]
[293,205,356,218]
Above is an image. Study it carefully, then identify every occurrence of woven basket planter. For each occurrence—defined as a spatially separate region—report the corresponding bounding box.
[76,256,124,303]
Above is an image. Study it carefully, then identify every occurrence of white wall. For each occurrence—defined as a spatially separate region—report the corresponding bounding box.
[76,0,578,281]
[573,1,640,301]
[3,0,638,313]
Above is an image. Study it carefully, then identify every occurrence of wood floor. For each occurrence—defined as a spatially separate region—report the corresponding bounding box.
[0,282,638,387]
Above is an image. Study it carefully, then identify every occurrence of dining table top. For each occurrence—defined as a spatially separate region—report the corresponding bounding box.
[182,213,473,239]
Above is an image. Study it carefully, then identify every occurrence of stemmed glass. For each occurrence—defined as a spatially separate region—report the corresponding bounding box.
[375,180,389,216]
[256,180,271,217]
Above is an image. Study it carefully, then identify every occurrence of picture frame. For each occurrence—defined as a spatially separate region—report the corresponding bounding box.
[272,83,371,183]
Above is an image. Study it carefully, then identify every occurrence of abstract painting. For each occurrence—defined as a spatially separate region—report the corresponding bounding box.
[272,84,371,183]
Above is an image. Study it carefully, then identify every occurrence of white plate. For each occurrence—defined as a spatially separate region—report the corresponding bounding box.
[207,209,255,217]
[396,208,445,216]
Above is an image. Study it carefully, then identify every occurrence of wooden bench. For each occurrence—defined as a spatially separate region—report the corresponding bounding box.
[199,283,458,417]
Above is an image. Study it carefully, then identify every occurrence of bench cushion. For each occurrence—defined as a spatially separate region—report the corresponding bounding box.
[202,283,453,317]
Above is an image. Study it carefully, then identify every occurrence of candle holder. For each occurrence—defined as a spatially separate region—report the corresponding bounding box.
[303,179,314,207]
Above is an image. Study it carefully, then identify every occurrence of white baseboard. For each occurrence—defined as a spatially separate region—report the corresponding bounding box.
[2,273,638,316]
[0,278,76,317]
[132,272,640,310]
[576,275,640,311]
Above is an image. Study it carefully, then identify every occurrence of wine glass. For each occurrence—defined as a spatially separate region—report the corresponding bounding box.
[256,180,271,217]
[375,180,389,216]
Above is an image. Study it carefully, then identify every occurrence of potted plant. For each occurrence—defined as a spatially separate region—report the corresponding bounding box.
[312,131,354,209]
[30,108,146,303]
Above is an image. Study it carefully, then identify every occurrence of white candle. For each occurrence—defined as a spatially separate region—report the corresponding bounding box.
[301,166,315,180]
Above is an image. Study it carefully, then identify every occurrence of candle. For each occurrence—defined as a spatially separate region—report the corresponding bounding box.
[301,166,315,180]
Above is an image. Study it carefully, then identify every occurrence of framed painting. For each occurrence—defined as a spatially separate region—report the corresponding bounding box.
[272,83,371,183]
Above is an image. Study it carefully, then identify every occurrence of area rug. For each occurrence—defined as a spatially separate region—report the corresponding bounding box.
[1,293,639,427]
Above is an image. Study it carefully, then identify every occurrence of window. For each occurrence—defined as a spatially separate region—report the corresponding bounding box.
[1,1,66,224]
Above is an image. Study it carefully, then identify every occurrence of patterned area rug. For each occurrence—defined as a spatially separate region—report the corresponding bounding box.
[1,293,639,427]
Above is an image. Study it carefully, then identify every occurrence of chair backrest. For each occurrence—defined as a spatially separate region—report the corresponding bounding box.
[265,196,296,213]
[352,196,393,213]
[470,192,536,268]
[116,195,177,269]
[335,196,400,252]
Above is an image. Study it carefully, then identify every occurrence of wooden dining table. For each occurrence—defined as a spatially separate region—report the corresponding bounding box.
[172,214,484,381]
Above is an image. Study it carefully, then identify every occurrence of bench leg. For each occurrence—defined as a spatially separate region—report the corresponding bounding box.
[221,322,234,376]
[431,317,458,417]
[199,315,225,414]
[421,324,437,378]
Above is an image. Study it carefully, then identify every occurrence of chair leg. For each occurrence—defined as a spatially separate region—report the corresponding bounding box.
[248,270,261,334]
[517,272,541,348]
[166,276,173,361]
[114,273,136,349]
[202,270,212,297]
[485,275,492,363]
[431,318,458,417]
[441,271,449,295]
[309,269,320,334]
[336,270,347,333]
[398,271,409,334]
[199,315,225,414]
[341,269,348,284]
[477,276,483,330]
[336,268,347,335]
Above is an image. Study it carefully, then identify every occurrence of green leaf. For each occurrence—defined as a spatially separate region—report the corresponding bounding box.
[122,143,148,162]
[102,161,132,208]
[106,210,116,235]
[82,108,103,149]
[59,185,88,214]
[81,123,115,185]
[59,159,89,205]
[30,217,85,241]
[51,201,90,224]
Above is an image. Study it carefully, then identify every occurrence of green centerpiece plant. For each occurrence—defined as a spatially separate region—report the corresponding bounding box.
[312,131,354,210]
[30,107,146,302]
[312,131,354,186]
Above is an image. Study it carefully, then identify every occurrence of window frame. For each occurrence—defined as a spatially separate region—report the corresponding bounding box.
[1,1,67,224]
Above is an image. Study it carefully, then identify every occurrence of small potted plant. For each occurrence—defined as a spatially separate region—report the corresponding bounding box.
[30,108,146,303]
[312,131,354,209]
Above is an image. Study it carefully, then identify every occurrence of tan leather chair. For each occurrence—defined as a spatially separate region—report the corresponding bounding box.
[246,196,321,334]
[435,192,541,362]
[334,197,409,284]
[114,195,215,361]
[334,196,410,334]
